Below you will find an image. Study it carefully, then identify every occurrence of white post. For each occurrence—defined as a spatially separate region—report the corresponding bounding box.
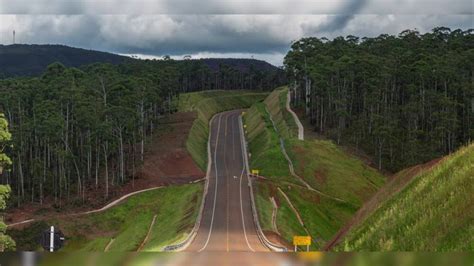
[50,226,54,252]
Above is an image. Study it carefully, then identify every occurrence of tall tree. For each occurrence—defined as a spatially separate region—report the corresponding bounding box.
[0,113,15,251]
[285,28,474,171]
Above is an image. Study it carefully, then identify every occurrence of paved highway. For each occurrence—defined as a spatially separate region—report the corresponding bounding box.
[186,110,268,252]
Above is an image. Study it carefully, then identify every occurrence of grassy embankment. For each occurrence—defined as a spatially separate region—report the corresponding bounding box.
[179,90,268,170]
[243,87,384,249]
[8,183,203,252]
[338,143,474,251]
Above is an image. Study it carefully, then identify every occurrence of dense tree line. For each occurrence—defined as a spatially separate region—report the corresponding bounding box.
[133,58,285,93]
[0,113,14,250]
[285,27,474,171]
[0,58,284,206]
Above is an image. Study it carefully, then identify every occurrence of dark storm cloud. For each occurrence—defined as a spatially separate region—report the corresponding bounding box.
[303,0,368,34]
[1,0,472,14]
[0,0,344,14]
[0,0,472,65]
[95,15,295,54]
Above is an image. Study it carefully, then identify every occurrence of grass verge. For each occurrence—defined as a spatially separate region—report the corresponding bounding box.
[244,87,385,249]
[287,139,384,206]
[8,183,203,252]
[243,102,293,181]
[181,90,268,170]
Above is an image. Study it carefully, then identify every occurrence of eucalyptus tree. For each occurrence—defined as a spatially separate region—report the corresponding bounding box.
[285,28,474,171]
[0,113,14,251]
[0,57,285,206]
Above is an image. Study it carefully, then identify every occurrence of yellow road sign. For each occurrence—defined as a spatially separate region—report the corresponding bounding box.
[251,169,260,175]
[293,236,311,246]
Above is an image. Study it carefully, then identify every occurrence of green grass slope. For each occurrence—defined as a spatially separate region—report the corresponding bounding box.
[180,90,268,170]
[244,102,293,182]
[243,87,385,249]
[338,143,474,251]
[263,86,299,139]
[8,183,203,252]
[288,139,384,206]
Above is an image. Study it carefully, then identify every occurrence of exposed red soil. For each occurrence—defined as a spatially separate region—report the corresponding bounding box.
[6,111,205,226]
[291,144,312,184]
[314,169,327,186]
[323,157,444,251]
[136,111,204,180]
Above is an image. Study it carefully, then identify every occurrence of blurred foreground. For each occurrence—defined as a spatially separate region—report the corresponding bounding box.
[0,252,472,266]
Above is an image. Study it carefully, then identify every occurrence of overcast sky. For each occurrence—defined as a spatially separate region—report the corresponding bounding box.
[0,0,472,65]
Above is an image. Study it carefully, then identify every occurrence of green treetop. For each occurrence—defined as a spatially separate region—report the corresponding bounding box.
[0,113,15,251]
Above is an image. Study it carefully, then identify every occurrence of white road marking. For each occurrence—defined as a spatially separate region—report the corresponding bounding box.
[232,112,235,160]
[239,165,255,252]
[198,113,222,252]
[238,114,255,252]
[225,114,230,252]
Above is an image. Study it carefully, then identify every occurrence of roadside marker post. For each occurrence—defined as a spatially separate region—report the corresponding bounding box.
[49,226,54,252]
[40,226,65,252]
[293,236,311,252]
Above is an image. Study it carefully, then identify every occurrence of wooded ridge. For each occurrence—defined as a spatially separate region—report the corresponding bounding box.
[285,27,473,171]
[0,58,284,207]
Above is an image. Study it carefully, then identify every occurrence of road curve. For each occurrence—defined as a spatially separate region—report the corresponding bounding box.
[186,110,268,252]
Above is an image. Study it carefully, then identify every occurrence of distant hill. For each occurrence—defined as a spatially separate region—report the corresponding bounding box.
[0,44,130,77]
[333,143,474,251]
[0,44,281,78]
[197,58,279,72]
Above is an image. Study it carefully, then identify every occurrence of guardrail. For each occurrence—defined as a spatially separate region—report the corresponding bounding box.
[239,115,287,252]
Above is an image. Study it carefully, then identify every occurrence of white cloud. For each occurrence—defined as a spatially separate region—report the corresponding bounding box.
[122,51,286,66]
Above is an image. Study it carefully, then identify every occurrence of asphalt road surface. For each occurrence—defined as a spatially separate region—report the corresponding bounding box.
[186,110,268,252]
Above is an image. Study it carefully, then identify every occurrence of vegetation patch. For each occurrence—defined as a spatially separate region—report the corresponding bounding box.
[338,143,474,251]
[244,88,385,249]
[287,139,384,206]
[180,90,268,170]
[8,183,203,252]
[284,29,473,172]
[243,102,293,181]
[263,87,298,139]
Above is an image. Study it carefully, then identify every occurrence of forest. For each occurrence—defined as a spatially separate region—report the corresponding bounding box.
[285,27,474,171]
[0,58,284,206]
